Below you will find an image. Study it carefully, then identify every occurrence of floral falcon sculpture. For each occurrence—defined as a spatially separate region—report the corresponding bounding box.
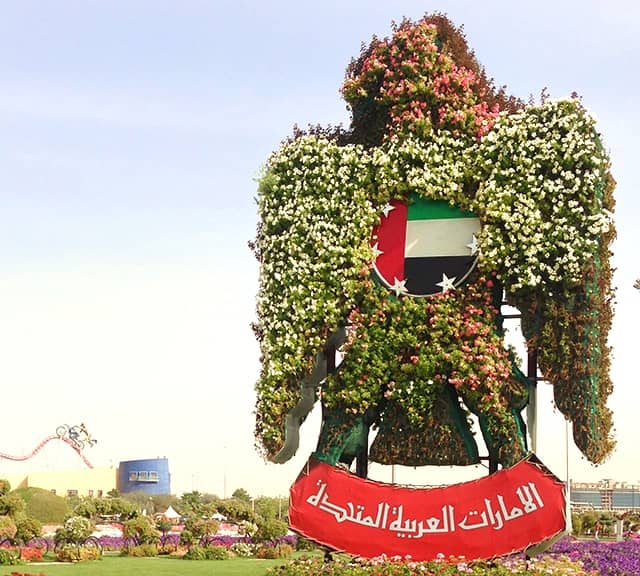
[252,14,616,472]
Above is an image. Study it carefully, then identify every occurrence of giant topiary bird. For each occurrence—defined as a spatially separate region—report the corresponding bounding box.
[252,14,616,474]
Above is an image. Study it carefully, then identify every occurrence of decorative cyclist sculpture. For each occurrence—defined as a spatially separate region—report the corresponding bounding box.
[56,423,97,451]
[253,13,616,561]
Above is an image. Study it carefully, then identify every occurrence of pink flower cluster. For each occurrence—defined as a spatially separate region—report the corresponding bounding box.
[342,18,500,139]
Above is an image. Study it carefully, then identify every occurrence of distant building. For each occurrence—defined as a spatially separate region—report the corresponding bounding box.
[118,458,170,495]
[571,480,640,511]
[4,457,171,496]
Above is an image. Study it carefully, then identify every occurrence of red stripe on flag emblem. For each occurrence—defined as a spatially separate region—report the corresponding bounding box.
[372,200,407,289]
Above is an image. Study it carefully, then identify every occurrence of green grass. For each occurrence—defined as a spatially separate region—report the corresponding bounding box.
[7,556,290,576]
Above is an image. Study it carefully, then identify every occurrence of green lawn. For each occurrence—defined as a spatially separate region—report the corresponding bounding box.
[8,556,289,576]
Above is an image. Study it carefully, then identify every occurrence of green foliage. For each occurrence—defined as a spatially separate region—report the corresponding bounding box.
[73,499,97,519]
[255,517,288,542]
[13,515,42,544]
[177,491,220,518]
[16,488,69,523]
[0,480,10,496]
[55,515,94,545]
[230,542,255,557]
[0,493,26,517]
[576,510,599,535]
[179,528,195,546]
[295,537,319,551]
[238,520,258,537]
[216,497,253,522]
[155,517,172,535]
[253,496,287,520]
[571,512,583,536]
[122,516,160,545]
[182,516,219,543]
[232,488,251,502]
[183,544,229,560]
[73,496,137,521]
[0,547,20,565]
[0,515,17,539]
[117,491,156,515]
[150,494,178,510]
[255,543,294,559]
[55,543,101,562]
[122,543,158,557]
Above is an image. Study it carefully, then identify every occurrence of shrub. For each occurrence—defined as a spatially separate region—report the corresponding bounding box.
[158,542,178,555]
[19,547,43,562]
[0,547,20,565]
[55,516,93,545]
[14,517,42,545]
[22,489,69,523]
[0,515,17,539]
[255,517,288,542]
[255,543,293,559]
[179,528,196,546]
[122,516,159,545]
[55,543,100,562]
[183,545,206,560]
[204,545,229,560]
[296,536,317,551]
[123,543,158,557]
[182,544,230,560]
[230,542,255,557]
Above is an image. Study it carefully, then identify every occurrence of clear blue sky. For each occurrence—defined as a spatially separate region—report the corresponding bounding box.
[0,1,638,496]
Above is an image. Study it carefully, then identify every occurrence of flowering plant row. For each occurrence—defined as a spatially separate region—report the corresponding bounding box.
[254,14,615,467]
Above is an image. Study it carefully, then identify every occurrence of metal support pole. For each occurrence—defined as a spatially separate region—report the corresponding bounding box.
[527,349,538,453]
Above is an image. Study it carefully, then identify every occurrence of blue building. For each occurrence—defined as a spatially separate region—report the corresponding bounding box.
[118,457,171,495]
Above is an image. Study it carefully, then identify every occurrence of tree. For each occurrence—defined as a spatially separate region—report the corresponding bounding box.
[73,496,137,521]
[254,496,288,521]
[232,488,252,502]
[0,493,26,517]
[122,516,160,545]
[14,516,42,544]
[155,517,172,538]
[183,516,219,543]
[216,497,253,522]
[0,480,10,497]
[254,517,288,542]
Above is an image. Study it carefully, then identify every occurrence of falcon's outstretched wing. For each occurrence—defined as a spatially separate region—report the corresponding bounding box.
[475,98,616,463]
[253,136,380,461]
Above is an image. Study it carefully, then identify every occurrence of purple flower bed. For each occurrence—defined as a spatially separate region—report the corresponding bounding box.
[547,536,640,576]
[89,533,296,550]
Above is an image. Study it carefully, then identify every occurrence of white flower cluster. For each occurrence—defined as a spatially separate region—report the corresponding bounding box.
[373,132,474,207]
[474,99,611,291]
[256,136,380,413]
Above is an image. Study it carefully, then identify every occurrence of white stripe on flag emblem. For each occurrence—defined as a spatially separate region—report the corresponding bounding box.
[405,218,481,258]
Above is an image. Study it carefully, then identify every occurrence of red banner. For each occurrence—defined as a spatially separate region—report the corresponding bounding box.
[289,456,566,561]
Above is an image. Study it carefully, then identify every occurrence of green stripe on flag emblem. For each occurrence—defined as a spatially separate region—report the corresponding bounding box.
[407,197,477,221]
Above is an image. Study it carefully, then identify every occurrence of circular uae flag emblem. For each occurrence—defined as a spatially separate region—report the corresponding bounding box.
[372,194,480,297]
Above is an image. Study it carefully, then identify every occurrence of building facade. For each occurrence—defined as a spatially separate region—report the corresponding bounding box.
[117,458,171,495]
[571,480,640,511]
[3,457,171,496]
